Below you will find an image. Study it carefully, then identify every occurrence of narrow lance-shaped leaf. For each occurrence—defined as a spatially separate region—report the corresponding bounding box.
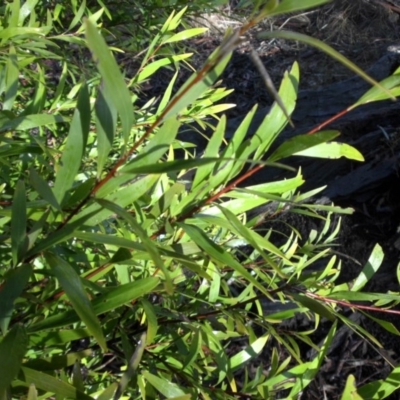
[85,19,134,143]
[0,264,32,334]
[268,131,340,162]
[114,332,147,400]
[95,86,117,177]
[28,278,160,333]
[29,168,60,211]
[45,252,107,352]
[294,142,364,161]
[11,180,28,266]
[19,367,94,400]
[258,30,394,99]
[0,324,28,397]
[3,46,19,110]
[53,83,90,205]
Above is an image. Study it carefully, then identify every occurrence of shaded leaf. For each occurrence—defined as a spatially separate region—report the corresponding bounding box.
[45,252,107,351]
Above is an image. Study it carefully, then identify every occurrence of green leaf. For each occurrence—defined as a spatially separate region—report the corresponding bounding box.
[141,300,158,345]
[29,168,60,211]
[97,198,173,294]
[164,28,208,43]
[265,0,330,15]
[0,264,32,333]
[53,83,91,205]
[85,19,133,143]
[19,367,94,400]
[161,49,232,121]
[135,54,192,83]
[122,157,223,174]
[358,364,400,399]
[45,252,107,352]
[0,324,28,396]
[143,371,187,398]
[27,384,38,400]
[11,180,28,265]
[291,293,335,322]
[340,375,363,400]
[95,87,117,177]
[28,278,159,333]
[183,328,202,370]
[293,141,365,161]
[0,113,66,133]
[257,30,393,99]
[3,47,19,110]
[228,334,269,371]
[178,223,270,296]
[115,332,147,400]
[120,116,181,175]
[352,71,400,107]
[351,243,384,292]
[268,131,340,162]
[68,0,86,30]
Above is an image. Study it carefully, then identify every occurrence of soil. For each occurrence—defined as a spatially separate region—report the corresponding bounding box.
[137,0,400,398]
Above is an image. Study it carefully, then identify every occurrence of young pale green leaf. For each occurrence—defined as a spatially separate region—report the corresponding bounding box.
[28,278,159,333]
[0,264,32,334]
[141,300,158,345]
[29,168,60,211]
[3,47,19,111]
[192,116,226,189]
[85,19,133,143]
[238,62,299,163]
[258,30,394,99]
[96,384,117,400]
[0,27,51,42]
[268,131,340,162]
[11,180,28,265]
[164,28,208,43]
[340,375,363,400]
[68,0,86,30]
[45,252,107,352]
[161,50,232,122]
[19,367,94,400]
[95,87,117,177]
[143,371,187,398]
[156,71,178,114]
[0,324,28,396]
[135,54,192,83]
[27,384,38,400]
[352,71,400,107]
[358,364,400,399]
[294,141,364,161]
[228,334,269,372]
[351,243,384,292]
[53,83,90,205]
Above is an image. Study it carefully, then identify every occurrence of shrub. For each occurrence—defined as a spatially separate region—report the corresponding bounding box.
[1,0,400,399]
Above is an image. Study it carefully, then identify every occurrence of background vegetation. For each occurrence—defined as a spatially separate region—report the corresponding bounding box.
[1,0,400,398]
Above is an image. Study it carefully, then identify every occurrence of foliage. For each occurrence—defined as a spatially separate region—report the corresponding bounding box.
[1,0,400,399]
